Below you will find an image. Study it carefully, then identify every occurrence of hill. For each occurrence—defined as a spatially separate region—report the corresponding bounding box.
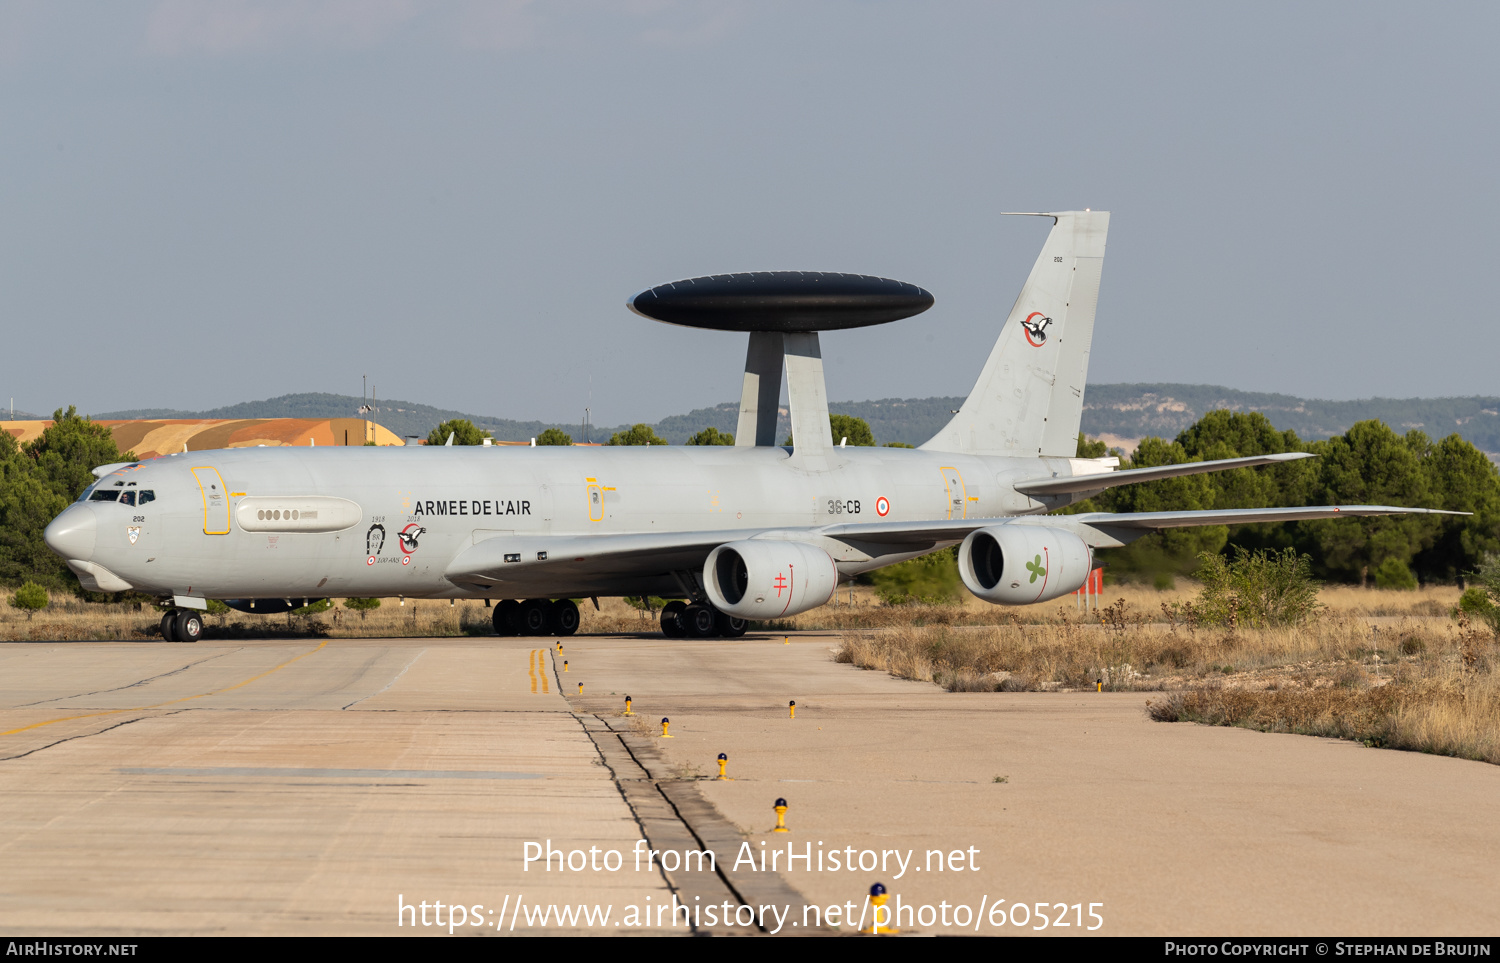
[88,386,1500,454]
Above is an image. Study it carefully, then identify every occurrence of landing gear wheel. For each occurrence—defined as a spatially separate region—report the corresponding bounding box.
[173,608,204,642]
[519,598,551,636]
[493,600,521,636]
[715,612,748,638]
[681,604,718,639]
[548,599,580,636]
[160,611,178,642]
[660,600,687,638]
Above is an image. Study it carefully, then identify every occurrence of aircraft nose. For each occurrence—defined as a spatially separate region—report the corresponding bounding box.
[44,504,97,560]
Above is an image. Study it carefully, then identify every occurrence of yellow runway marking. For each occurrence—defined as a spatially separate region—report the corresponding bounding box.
[1,640,330,737]
[540,652,549,694]
[528,649,537,693]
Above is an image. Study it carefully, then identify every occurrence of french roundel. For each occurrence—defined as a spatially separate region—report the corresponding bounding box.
[876,496,890,517]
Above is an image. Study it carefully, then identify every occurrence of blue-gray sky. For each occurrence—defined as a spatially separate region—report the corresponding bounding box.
[3,1,1496,425]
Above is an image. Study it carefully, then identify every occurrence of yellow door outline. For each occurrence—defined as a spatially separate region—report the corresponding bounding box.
[191,467,231,534]
[940,467,967,520]
[585,478,604,522]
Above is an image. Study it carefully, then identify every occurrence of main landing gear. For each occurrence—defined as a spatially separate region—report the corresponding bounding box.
[159,608,205,643]
[493,598,580,637]
[659,600,747,639]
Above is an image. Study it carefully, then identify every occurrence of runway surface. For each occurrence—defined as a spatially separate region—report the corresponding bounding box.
[0,632,1496,936]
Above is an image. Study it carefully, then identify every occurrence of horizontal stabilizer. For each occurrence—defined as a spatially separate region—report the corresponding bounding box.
[1012,452,1316,497]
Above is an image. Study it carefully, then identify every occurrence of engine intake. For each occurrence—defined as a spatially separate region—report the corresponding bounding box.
[703,540,839,620]
[957,525,1093,605]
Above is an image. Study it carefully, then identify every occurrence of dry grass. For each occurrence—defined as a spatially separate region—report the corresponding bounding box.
[1147,670,1500,765]
[0,583,1464,642]
[832,586,1499,766]
[0,593,663,642]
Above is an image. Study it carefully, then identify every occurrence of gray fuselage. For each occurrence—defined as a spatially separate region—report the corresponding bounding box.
[52,444,1080,601]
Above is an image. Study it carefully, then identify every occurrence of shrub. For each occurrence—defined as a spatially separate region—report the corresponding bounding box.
[10,582,49,619]
[536,428,573,446]
[1466,555,1500,633]
[1373,557,1418,590]
[1194,547,1321,628]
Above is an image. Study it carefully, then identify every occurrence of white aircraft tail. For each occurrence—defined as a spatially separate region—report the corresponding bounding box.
[920,210,1108,457]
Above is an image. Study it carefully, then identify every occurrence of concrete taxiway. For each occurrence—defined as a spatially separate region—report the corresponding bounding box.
[1,632,1497,936]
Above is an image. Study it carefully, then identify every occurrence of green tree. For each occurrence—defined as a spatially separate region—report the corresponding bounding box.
[0,409,131,592]
[883,441,915,449]
[1410,434,1500,582]
[869,547,963,604]
[535,428,573,446]
[28,407,133,501]
[10,581,49,619]
[1071,436,1227,579]
[1175,411,1317,558]
[427,419,491,446]
[831,414,875,447]
[1297,421,1435,585]
[343,597,381,620]
[784,414,876,447]
[0,430,69,589]
[686,427,734,446]
[1076,433,1110,458]
[607,424,668,446]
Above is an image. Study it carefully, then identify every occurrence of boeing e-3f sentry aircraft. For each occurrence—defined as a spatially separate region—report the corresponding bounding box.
[44,211,1456,642]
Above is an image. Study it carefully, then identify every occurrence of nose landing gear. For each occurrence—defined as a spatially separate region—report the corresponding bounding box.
[159,608,205,642]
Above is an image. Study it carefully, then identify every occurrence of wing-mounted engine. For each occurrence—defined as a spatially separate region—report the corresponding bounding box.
[957,525,1093,605]
[703,540,839,620]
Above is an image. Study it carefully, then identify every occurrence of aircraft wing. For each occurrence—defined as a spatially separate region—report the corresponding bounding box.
[444,504,1464,592]
[816,504,1466,550]
[444,529,754,594]
[1011,452,1316,496]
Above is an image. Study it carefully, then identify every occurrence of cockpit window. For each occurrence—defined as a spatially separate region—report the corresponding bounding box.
[119,491,136,506]
[138,490,155,505]
[89,490,120,502]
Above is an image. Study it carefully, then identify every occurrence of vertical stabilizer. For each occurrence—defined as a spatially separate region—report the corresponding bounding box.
[920,210,1108,457]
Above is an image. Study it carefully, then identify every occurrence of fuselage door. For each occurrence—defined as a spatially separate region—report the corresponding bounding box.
[585,478,604,522]
[191,467,231,534]
[940,467,967,520]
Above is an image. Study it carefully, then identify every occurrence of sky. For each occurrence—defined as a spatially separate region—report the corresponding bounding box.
[2,1,1496,426]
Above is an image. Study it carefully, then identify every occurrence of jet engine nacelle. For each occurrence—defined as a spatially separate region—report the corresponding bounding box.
[957,525,1093,605]
[703,540,839,620]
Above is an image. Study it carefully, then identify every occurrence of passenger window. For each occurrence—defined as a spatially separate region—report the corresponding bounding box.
[138,490,155,506]
[89,490,121,502]
[119,491,136,506]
